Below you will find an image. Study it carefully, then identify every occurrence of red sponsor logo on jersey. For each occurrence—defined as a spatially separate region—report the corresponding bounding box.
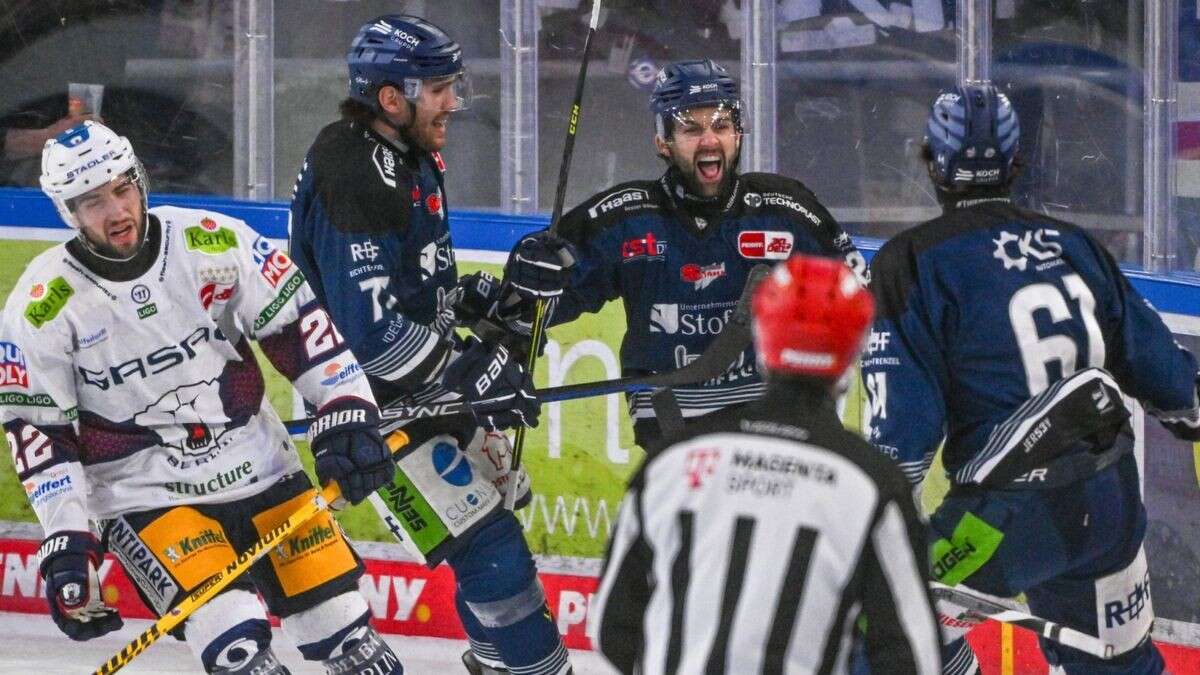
[0,341,29,389]
[685,448,721,489]
[425,192,443,216]
[29,283,44,299]
[199,217,219,232]
[432,151,446,172]
[620,232,666,261]
[738,231,794,260]
[412,185,421,205]
[198,282,236,310]
[260,250,294,288]
[680,262,726,290]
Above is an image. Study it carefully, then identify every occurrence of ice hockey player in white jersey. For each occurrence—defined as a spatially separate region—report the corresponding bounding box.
[0,121,404,674]
[593,254,940,675]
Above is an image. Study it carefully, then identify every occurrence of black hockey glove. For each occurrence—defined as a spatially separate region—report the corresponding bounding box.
[504,232,578,300]
[452,271,551,354]
[443,337,540,430]
[309,398,394,505]
[38,530,123,641]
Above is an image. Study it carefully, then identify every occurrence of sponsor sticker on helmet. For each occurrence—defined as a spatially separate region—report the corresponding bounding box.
[738,231,794,260]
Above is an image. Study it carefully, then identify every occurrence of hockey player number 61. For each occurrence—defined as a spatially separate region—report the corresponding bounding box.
[1008,273,1105,396]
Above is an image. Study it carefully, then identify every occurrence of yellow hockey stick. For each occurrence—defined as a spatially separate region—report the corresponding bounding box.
[93,431,408,674]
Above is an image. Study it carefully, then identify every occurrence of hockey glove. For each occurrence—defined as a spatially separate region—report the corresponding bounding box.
[504,232,577,300]
[38,531,123,641]
[1149,380,1200,441]
[443,338,540,430]
[309,398,394,506]
[451,271,552,354]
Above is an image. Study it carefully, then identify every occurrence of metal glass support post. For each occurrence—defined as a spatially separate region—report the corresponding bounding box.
[1145,0,1179,272]
[957,0,992,86]
[741,0,776,173]
[234,0,274,200]
[501,0,539,214]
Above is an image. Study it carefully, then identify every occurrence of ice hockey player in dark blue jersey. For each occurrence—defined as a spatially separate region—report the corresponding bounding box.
[497,59,868,449]
[861,83,1200,675]
[289,15,571,675]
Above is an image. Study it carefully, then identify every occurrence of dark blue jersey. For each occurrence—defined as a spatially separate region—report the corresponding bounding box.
[555,170,867,423]
[289,120,458,403]
[862,198,1199,484]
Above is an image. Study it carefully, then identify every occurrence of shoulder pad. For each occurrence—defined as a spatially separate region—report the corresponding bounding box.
[738,173,827,228]
[309,122,412,234]
[558,180,663,244]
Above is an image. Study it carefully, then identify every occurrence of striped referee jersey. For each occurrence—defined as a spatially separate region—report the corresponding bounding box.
[593,385,941,674]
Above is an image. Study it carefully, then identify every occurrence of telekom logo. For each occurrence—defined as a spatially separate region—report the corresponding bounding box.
[685,448,721,489]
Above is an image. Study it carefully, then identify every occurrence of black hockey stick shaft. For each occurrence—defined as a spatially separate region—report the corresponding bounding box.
[508,0,603,509]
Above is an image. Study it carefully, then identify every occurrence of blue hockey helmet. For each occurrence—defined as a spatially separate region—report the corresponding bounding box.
[650,59,743,139]
[925,84,1020,189]
[347,15,471,112]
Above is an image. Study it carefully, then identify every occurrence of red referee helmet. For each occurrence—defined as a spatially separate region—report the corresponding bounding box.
[752,254,875,380]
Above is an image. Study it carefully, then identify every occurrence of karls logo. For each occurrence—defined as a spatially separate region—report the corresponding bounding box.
[685,448,721,489]
[351,240,380,262]
[737,231,794,260]
[23,277,74,329]
[77,326,228,390]
[680,262,726,290]
[621,232,666,262]
[588,188,650,218]
[992,229,1063,271]
[0,341,29,388]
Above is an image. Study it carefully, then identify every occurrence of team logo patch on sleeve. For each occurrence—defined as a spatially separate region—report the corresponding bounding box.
[23,277,74,328]
[0,341,29,388]
[738,231,794,260]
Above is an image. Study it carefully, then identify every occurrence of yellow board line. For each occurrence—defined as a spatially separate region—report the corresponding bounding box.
[1001,621,1014,675]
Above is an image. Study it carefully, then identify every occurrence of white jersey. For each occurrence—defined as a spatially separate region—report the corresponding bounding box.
[0,206,376,533]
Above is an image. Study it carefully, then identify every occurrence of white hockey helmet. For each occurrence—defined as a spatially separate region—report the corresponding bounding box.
[39,120,148,229]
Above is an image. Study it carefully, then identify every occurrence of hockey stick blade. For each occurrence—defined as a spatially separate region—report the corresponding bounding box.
[93,433,410,674]
[929,582,1115,659]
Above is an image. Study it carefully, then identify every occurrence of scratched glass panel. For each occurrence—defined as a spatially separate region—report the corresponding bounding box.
[537,0,742,213]
[274,0,503,209]
[774,0,956,242]
[993,0,1145,265]
[0,1,235,195]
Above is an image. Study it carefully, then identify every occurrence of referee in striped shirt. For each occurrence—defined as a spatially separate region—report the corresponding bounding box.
[593,254,940,674]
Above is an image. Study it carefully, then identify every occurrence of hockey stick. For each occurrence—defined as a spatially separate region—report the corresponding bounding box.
[283,264,767,437]
[929,582,1115,659]
[92,433,410,674]
[500,0,602,509]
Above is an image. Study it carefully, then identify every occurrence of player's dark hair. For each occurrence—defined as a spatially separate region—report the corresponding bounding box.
[339,97,376,125]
